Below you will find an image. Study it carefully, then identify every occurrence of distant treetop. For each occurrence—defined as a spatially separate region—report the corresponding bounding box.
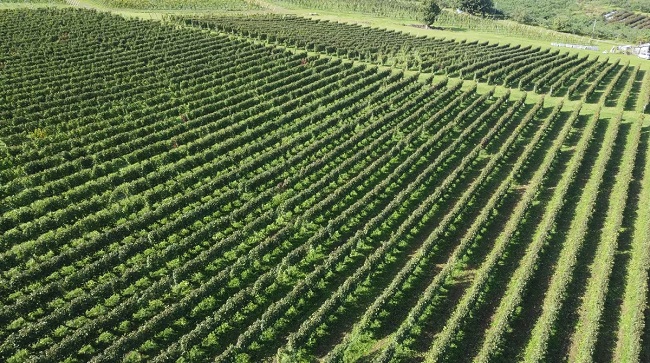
[459,0,495,17]
[423,0,442,26]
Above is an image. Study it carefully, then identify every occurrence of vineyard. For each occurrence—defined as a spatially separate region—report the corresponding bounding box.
[1,6,650,363]
[607,10,650,30]
[186,14,648,101]
[0,0,65,3]
[267,0,423,19]
[93,0,262,11]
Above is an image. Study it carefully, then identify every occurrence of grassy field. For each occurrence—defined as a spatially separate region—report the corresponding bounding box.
[1,2,649,363]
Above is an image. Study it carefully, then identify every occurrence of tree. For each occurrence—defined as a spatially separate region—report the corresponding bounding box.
[423,1,442,26]
[551,15,572,32]
[510,8,534,25]
[459,0,493,17]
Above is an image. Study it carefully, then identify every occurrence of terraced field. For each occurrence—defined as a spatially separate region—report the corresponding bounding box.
[1,7,649,363]
[607,10,650,30]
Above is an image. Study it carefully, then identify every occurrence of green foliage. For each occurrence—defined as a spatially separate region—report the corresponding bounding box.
[459,0,494,16]
[123,351,143,363]
[7,349,30,363]
[234,353,251,363]
[423,0,442,25]
[491,0,650,41]
[28,127,47,140]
